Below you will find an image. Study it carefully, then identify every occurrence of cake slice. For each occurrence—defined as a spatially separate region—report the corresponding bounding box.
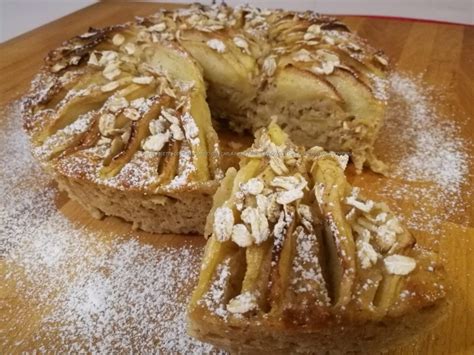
[187,122,447,353]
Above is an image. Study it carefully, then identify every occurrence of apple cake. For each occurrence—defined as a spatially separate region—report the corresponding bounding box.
[22,3,389,234]
[187,122,447,353]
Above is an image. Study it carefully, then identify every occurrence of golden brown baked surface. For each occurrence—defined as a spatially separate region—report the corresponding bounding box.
[187,122,447,353]
[22,3,389,233]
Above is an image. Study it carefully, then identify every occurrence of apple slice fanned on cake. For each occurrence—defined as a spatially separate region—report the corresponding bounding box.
[24,3,392,235]
[22,23,222,234]
[187,122,447,353]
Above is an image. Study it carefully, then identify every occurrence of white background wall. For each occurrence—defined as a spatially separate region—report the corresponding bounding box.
[224,0,474,24]
[0,0,97,42]
[1,0,472,43]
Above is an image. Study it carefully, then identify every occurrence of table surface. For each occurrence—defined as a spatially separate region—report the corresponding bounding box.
[0,2,473,354]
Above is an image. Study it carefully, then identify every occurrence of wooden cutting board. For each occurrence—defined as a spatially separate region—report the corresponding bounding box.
[0,3,473,354]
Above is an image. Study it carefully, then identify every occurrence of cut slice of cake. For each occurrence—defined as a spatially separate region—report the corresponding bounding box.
[187,122,447,353]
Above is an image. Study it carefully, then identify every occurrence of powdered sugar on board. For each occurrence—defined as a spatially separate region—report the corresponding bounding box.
[0,68,471,351]
[373,72,471,233]
[0,104,216,353]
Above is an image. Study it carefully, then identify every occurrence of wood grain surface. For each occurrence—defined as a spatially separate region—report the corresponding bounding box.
[0,2,473,354]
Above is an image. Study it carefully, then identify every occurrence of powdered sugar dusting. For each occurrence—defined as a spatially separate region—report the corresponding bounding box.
[374,72,471,233]
[388,73,468,192]
[1,67,471,350]
[199,261,231,319]
[33,112,95,160]
[0,103,215,353]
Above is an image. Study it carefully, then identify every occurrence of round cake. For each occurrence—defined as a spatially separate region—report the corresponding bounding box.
[22,3,389,234]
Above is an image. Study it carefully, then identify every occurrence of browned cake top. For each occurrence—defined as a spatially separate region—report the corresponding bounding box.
[22,3,389,194]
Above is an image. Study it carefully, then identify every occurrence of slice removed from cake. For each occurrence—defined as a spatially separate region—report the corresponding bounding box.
[187,121,447,353]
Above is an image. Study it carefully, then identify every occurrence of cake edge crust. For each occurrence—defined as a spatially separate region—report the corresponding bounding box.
[187,298,450,354]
